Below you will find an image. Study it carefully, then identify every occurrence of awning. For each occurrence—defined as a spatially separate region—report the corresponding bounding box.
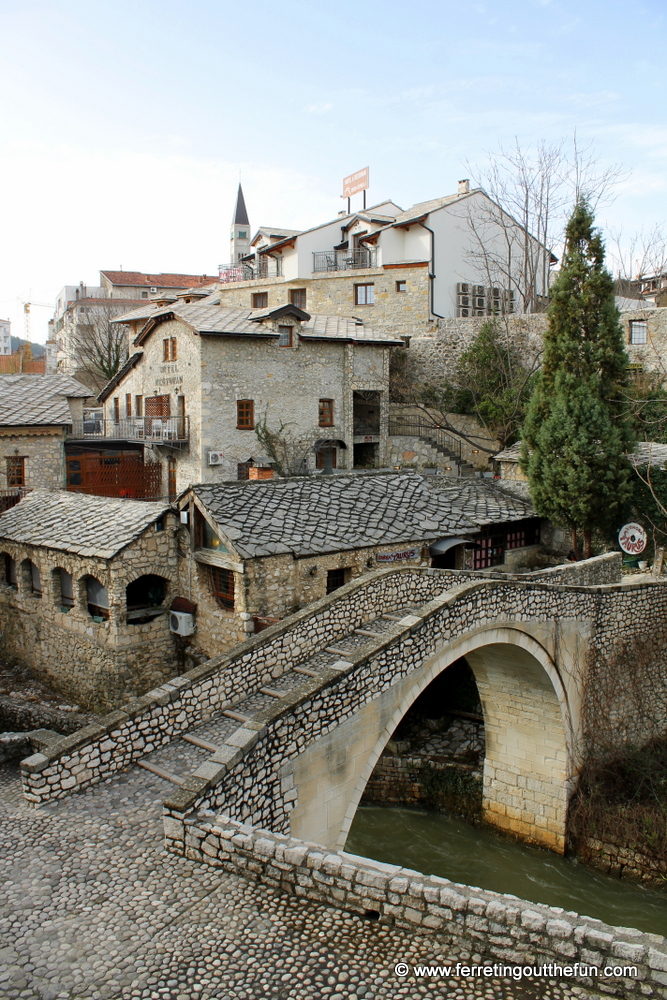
[313,439,347,450]
[429,537,470,555]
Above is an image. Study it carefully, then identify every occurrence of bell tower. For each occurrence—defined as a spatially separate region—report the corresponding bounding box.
[230,184,251,263]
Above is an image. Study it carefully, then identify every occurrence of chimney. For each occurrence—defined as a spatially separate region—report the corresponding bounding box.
[248,467,274,480]
[458,179,470,195]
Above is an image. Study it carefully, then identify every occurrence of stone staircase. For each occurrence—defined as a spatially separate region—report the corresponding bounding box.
[137,604,425,788]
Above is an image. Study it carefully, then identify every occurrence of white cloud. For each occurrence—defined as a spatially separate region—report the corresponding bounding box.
[303,102,333,115]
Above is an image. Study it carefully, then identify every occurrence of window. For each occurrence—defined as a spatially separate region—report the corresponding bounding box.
[162,337,177,361]
[113,397,120,422]
[278,325,293,347]
[125,393,132,418]
[168,458,177,502]
[290,288,307,309]
[237,399,254,429]
[252,292,268,309]
[141,291,148,298]
[238,230,247,239]
[196,510,228,551]
[6,456,25,487]
[86,576,109,620]
[208,565,235,609]
[135,395,143,417]
[28,561,42,597]
[319,399,334,426]
[316,447,337,469]
[630,320,648,345]
[355,283,375,305]
[4,554,17,588]
[326,567,349,594]
[58,569,74,609]
[396,280,407,293]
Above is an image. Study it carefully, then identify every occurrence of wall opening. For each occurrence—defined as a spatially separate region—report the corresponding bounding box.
[85,576,109,621]
[126,574,168,624]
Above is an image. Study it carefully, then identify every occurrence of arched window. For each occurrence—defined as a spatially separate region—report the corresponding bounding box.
[126,574,168,624]
[85,576,109,620]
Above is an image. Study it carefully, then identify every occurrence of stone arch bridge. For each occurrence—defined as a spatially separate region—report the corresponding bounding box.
[22,556,667,856]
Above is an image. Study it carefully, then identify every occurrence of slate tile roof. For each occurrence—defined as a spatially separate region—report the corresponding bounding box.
[119,302,403,346]
[0,374,91,426]
[425,477,536,526]
[495,439,667,470]
[0,490,170,559]
[191,472,537,560]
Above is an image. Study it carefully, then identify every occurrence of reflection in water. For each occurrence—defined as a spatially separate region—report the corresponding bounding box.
[346,806,667,938]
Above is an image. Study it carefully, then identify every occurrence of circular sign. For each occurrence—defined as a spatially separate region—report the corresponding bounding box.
[618,522,647,555]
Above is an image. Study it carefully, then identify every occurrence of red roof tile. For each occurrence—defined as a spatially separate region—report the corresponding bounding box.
[100,271,218,288]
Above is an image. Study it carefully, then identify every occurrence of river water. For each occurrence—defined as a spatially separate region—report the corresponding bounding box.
[346,806,667,938]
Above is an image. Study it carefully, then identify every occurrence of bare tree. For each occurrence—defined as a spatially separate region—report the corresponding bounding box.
[254,414,312,477]
[63,303,130,392]
[609,224,667,299]
[461,134,626,314]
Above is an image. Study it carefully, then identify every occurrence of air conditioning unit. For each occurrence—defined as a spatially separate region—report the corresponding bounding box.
[208,452,224,466]
[457,307,471,317]
[170,611,196,636]
[491,287,502,298]
[150,286,158,293]
[474,309,485,316]
[474,297,486,308]
[457,295,470,307]
[456,282,470,294]
[473,285,485,295]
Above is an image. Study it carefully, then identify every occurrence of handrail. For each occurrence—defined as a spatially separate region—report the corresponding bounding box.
[67,416,189,443]
[388,416,463,461]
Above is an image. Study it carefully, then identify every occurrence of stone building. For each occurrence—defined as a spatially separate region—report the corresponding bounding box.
[96,298,402,495]
[0,490,181,711]
[176,471,551,655]
[0,374,91,497]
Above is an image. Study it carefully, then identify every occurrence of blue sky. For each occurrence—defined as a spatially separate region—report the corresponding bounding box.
[0,0,665,341]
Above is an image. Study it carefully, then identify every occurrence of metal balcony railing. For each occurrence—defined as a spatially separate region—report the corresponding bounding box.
[218,258,283,283]
[67,416,190,444]
[353,422,381,437]
[312,248,377,273]
[388,417,463,463]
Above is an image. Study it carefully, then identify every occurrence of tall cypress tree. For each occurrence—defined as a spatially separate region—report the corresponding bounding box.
[521,199,635,558]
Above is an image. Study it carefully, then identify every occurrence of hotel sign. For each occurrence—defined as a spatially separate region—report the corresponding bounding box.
[342,167,369,199]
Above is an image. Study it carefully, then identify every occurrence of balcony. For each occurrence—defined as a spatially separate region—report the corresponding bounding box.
[67,416,189,446]
[312,248,377,273]
[218,258,283,283]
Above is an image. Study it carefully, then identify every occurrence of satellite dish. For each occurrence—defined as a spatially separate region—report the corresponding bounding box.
[618,522,647,555]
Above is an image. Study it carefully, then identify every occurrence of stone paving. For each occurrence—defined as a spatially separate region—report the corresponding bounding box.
[0,761,604,1000]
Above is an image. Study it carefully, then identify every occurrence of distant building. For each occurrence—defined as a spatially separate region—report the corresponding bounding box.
[0,319,10,356]
[215,181,553,336]
[94,295,402,497]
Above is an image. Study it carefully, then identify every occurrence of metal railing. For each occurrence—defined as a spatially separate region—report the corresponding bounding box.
[218,258,283,283]
[0,488,29,513]
[67,416,189,444]
[312,248,377,273]
[388,417,463,462]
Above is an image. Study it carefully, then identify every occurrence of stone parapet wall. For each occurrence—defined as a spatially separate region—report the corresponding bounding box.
[577,836,667,889]
[163,811,667,999]
[19,568,454,803]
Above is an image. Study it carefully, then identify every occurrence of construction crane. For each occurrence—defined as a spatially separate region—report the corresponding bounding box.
[17,296,52,342]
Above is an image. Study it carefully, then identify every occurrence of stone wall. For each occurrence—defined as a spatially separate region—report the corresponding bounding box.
[165,812,667,999]
[625,307,667,377]
[215,264,434,341]
[0,427,66,490]
[0,512,181,711]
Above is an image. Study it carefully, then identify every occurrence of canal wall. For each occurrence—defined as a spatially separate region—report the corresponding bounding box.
[165,810,667,998]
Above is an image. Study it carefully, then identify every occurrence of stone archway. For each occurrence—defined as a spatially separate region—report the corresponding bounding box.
[288,626,575,854]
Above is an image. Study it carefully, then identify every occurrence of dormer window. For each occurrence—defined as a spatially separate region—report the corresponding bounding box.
[278,325,293,347]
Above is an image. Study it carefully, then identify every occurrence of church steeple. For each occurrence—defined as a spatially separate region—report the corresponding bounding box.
[230,184,251,262]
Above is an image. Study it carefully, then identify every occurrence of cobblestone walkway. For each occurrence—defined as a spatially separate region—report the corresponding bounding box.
[0,764,603,1000]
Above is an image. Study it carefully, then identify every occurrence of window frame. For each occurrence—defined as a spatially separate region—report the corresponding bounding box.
[354,283,375,305]
[278,325,293,347]
[208,565,235,610]
[318,398,334,427]
[135,395,143,417]
[236,399,254,430]
[629,320,648,345]
[252,292,268,309]
[6,456,25,488]
[395,280,407,293]
[113,397,120,422]
[125,393,132,418]
[289,288,307,309]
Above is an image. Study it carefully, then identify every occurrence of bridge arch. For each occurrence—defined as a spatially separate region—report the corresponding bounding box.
[290,626,576,854]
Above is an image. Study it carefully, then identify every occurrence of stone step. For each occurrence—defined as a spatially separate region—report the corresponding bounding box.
[259,686,286,699]
[223,709,250,723]
[182,733,224,753]
[137,759,185,786]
